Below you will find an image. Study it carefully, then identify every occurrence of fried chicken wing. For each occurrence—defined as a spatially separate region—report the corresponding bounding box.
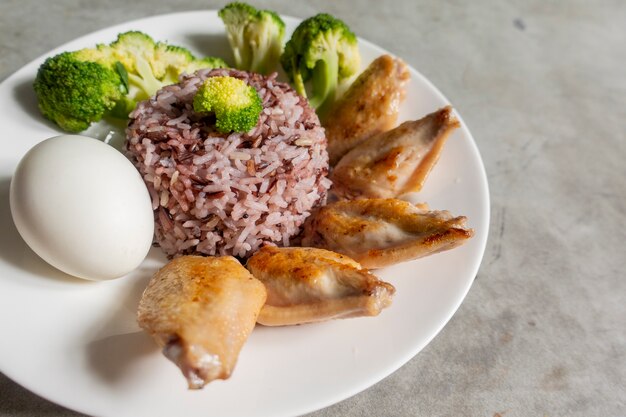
[137,255,266,389]
[331,106,460,199]
[301,198,473,269]
[246,246,395,326]
[325,55,410,166]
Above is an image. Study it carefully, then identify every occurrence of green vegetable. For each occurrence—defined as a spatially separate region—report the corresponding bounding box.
[33,31,227,133]
[33,52,124,132]
[193,76,262,133]
[110,32,165,103]
[280,13,360,113]
[183,57,230,78]
[219,2,285,74]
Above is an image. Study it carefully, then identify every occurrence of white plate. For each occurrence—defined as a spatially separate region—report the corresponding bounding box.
[0,10,489,417]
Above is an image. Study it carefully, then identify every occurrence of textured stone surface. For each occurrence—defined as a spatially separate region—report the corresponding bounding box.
[1,0,625,416]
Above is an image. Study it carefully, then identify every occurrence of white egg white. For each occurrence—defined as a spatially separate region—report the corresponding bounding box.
[10,135,154,281]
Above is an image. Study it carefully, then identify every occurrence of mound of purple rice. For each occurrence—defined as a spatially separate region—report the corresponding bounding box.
[126,68,331,258]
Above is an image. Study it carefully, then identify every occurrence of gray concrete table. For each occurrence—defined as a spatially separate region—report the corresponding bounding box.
[1,1,624,416]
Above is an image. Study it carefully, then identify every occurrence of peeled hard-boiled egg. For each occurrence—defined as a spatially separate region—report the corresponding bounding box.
[10,135,154,281]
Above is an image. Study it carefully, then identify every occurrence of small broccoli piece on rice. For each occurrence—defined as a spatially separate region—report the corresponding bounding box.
[193,76,263,133]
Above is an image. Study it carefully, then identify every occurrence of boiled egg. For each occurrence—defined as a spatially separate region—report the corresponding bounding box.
[10,135,154,280]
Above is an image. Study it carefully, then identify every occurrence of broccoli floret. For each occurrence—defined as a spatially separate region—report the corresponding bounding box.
[181,56,228,77]
[281,13,361,113]
[193,76,262,133]
[110,31,227,106]
[152,44,195,84]
[33,52,123,132]
[109,32,163,103]
[153,44,195,78]
[219,2,285,74]
[33,31,228,132]
[72,44,118,67]
[109,31,156,73]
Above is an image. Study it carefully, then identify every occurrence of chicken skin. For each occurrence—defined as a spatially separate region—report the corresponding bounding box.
[246,246,395,326]
[331,106,460,200]
[301,198,473,269]
[325,54,410,166]
[137,256,266,389]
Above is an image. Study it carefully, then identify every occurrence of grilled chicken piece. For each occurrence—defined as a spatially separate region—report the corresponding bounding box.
[246,246,395,326]
[331,106,460,200]
[137,255,266,389]
[325,55,410,165]
[301,198,473,269]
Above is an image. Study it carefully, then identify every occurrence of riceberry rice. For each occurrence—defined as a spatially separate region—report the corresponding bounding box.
[126,68,331,258]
